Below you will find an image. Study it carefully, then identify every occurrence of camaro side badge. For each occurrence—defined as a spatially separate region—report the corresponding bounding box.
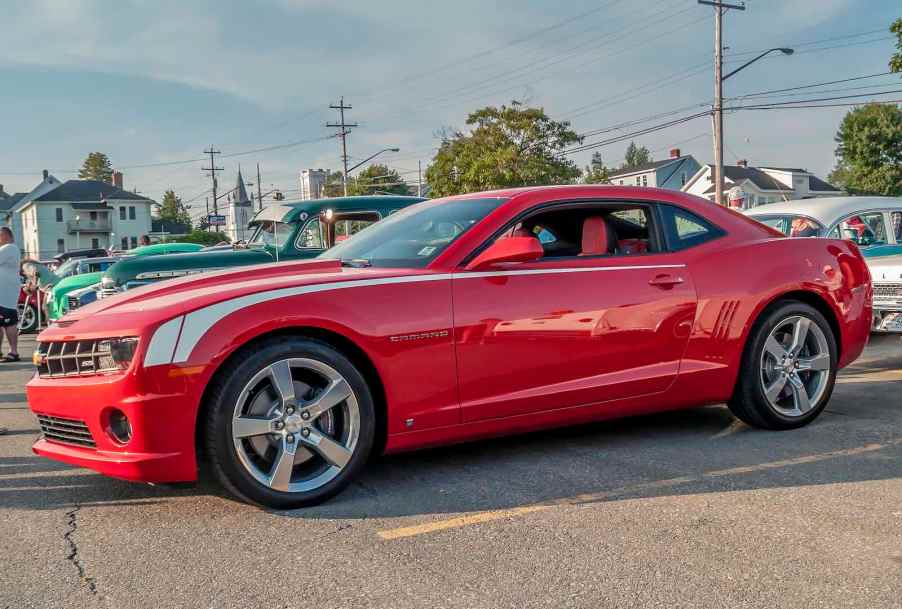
[389,330,450,343]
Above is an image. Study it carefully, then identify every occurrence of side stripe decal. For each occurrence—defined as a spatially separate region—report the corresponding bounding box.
[144,263,687,367]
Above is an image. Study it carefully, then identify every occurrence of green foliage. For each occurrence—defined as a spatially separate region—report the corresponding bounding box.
[890,18,902,73]
[173,230,230,246]
[425,102,583,197]
[583,152,611,184]
[323,169,346,197]
[156,189,192,229]
[829,103,902,196]
[348,164,409,196]
[78,152,114,182]
[623,141,652,169]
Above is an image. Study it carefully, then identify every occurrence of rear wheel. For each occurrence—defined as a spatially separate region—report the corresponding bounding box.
[729,301,837,430]
[18,304,37,334]
[205,336,375,508]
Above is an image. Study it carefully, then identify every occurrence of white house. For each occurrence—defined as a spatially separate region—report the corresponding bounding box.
[607,149,702,191]
[225,169,254,242]
[299,169,327,200]
[18,175,154,259]
[682,162,841,208]
[0,170,64,251]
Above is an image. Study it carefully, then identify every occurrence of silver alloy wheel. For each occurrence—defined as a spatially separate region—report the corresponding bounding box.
[759,315,831,417]
[19,305,36,332]
[231,358,360,493]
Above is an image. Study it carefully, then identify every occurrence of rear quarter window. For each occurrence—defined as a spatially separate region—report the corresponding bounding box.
[659,205,724,251]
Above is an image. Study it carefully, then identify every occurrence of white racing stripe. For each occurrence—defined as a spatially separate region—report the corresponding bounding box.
[144,264,685,367]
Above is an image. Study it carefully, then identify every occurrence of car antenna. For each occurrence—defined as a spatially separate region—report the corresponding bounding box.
[274,222,279,263]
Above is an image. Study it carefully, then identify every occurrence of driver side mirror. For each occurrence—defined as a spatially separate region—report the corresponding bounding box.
[465,237,543,271]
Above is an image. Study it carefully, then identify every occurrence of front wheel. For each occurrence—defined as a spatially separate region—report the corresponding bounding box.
[729,301,837,430]
[205,337,375,508]
[18,303,38,334]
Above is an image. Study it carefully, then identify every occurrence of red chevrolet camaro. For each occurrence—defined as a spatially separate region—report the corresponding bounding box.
[27,186,872,508]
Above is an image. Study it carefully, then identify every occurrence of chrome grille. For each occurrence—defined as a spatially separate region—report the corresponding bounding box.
[36,414,96,448]
[99,287,121,299]
[67,294,80,309]
[36,340,118,378]
[873,282,902,303]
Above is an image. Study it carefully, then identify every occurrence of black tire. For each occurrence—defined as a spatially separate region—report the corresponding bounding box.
[728,301,838,430]
[18,304,38,334]
[204,336,375,508]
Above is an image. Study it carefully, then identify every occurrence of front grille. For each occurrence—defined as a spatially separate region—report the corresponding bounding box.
[36,414,96,448]
[873,282,902,303]
[36,340,119,378]
[99,287,120,299]
[67,294,79,309]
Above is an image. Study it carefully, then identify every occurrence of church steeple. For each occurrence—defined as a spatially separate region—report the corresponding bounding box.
[234,166,251,207]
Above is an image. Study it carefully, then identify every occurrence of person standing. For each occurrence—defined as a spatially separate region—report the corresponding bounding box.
[139,235,151,246]
[0,227,21,363]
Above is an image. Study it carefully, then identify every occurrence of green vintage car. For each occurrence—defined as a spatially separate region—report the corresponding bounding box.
[97,195,425,299]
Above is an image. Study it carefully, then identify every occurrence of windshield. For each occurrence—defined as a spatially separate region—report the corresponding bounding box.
[321,197,508,268]
[752,215,824,238]
[249,220,293,248]
[54,260,80,278]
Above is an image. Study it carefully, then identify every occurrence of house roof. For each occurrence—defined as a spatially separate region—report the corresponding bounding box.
[0,193,26,212]
[808,175,841,192]
[609,156,691,179]
[759,166,808,173]
[33,179,151,202]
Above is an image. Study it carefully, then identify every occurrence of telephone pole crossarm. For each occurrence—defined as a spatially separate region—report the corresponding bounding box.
[326,97,358,197]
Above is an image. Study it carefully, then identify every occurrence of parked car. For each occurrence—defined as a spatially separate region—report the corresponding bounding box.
[42,256,123,321]
[745,197,902,332]
[97,196,425,298]
[868,254,902,333]
[27,186,872,508]
[744,196,902,250]
[52,248,109,266]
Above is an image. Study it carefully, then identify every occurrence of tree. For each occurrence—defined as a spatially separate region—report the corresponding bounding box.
[78,152,114,182]
[622,141,652,169]
[425,102,582,197]
[583,152,611,184]
[156,189,192,229]
[828,103,902,196]
[890,18,902,73]
[172,230,230,246]
[323,169,346,198]
[347,164,409,196]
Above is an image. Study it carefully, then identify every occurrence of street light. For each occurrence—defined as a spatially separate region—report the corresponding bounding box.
[723,47,793,81]
[344,148,400,195]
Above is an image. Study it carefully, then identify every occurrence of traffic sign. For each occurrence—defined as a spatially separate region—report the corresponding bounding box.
[208,214,226,226]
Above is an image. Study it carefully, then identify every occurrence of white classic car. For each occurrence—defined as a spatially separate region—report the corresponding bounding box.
[745,196,902,333]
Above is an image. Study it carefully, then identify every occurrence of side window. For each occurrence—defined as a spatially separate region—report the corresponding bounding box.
[296,218,325,249]
[835,212,887,246]
[332,213,381,243]
[660,205,723,251]
[892,211,901,241]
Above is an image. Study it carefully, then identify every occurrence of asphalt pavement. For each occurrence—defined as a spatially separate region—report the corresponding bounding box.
[1,333,900,609]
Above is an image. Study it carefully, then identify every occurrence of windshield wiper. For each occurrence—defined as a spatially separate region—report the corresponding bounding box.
[341,258,372,268]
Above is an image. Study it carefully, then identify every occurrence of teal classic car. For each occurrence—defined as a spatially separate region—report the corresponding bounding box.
[97,195,425,299]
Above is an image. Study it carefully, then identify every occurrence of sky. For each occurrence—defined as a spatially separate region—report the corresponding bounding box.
[0,0,898,223]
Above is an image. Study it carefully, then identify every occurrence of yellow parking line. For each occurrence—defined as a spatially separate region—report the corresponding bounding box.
[376,438,902,540]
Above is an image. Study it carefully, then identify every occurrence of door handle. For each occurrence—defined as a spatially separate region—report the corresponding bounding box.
[648,274,684,288]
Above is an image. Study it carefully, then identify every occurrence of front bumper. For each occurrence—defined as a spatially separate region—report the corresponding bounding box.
[26,367,203,483]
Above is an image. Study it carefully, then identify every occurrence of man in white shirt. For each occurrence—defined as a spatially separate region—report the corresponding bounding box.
[0,227,21,363]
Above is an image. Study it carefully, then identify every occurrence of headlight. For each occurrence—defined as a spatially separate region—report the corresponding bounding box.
[101,276,117,289]
[95,337,139,371]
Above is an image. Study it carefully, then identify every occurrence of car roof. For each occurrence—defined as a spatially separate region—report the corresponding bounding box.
[744,196,902,224]
[251,195,427,224]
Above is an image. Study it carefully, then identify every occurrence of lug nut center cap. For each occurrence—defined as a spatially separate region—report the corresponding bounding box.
[283,414,303,434]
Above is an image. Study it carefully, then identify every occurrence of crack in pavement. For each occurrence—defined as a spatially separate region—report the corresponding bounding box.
[64,504,97,595]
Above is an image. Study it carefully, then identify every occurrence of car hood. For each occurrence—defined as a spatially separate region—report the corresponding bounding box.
[867,254,902,281]
[104,247,276,286]
[51,272,103,296]
[42,259,436,340]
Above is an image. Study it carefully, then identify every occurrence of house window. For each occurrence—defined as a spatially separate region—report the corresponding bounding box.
[90,211,97,221]
[128,207,136,220]
[56,239,65,254]
[642,175,648,187]
[91,238,100,249]
[55,208,63,222]
[619,180,624,185]
[121,237,128,250]
[681,172,687,186]
[130,236,138,248]
[636,177,641,185]
[119,206,126,220]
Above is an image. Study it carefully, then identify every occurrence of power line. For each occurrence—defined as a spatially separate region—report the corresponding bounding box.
[326,97,358,197]
[202,147,223,216]
[728,71,895,99]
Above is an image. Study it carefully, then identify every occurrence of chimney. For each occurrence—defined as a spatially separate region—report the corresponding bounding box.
[112,171,123,189]
[669,148,681,159]
[737,159,748,168]
[42,169,49,180]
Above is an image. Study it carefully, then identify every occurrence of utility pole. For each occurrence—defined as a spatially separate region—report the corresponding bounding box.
[326,97,358,196]
[202,146,223,215]
[256,163,264,211]
[418,160,423,197]
[699,0,744,206]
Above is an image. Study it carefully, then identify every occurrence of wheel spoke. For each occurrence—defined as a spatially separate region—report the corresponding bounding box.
[268,439,297,491]
[302,379,352,421]
[788,318,810,356]
[764,335,788,361]
[764,374,789,403]
[301,429,352,469]
[233,416,278,439]
[798,352,830,372]
[268,360,296,407]
[787,373,812,413]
